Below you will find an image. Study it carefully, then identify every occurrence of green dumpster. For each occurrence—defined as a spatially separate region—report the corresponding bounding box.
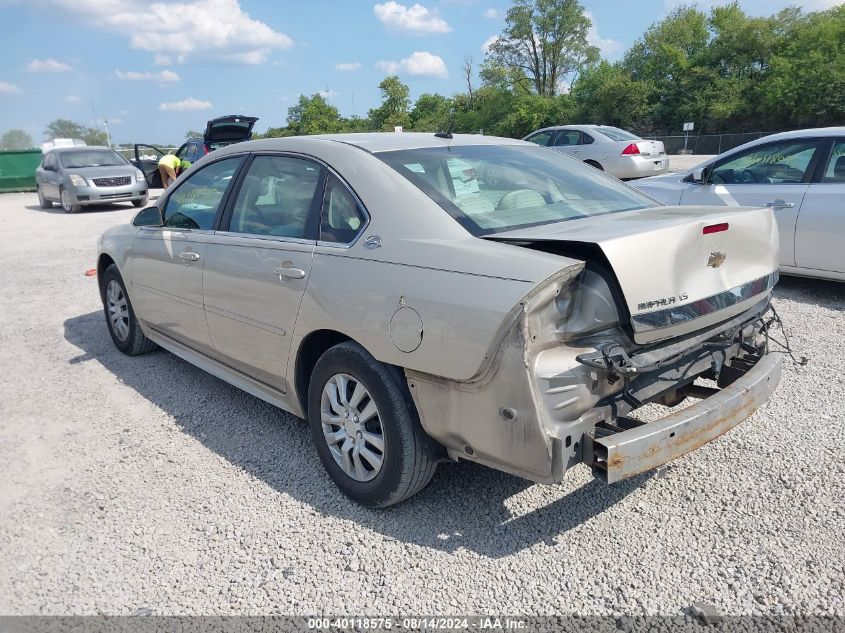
[0,149,42,193]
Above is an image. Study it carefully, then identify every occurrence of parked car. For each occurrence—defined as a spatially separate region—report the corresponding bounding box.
[632,127,845,281]
[524,125,668,179]
[36,146,148,213]
[132,114,258,188]
[97,133,782,506]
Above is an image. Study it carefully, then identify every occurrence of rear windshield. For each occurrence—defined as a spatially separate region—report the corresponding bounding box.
[60,150,126,168]
[377,145,654,236]
[594,127,640,142]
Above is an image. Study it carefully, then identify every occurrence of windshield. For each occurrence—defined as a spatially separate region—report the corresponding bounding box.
[595,127,640,142]
[60,150,126,169]
[377,145,655,236]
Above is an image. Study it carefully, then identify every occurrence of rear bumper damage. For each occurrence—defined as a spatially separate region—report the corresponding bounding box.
[406,267,782,485]
[583,351,782,483]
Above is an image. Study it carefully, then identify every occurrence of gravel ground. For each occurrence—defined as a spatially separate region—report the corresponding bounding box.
[0,190,842,617]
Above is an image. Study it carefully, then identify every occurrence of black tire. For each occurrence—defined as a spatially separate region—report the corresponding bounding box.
[60,187,81,214]
[585,160,604,171]
[307,341,438,507]
[37,186,52,209]
[100,264,158,356]
[132,197,148,208]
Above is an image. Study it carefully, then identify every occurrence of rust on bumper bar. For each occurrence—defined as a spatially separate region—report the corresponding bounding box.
[586,352,783,483]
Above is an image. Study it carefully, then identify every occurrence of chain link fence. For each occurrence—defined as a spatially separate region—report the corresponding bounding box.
[651,132,778,155]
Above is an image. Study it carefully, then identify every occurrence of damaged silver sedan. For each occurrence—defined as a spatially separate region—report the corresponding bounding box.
[96,133,782,506]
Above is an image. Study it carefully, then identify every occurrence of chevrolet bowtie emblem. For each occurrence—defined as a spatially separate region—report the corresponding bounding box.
[708,251,727,268]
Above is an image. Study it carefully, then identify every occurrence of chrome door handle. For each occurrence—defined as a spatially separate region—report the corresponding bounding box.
[764,200,795,209]
[274,265,306,280]
[179,251,200,262]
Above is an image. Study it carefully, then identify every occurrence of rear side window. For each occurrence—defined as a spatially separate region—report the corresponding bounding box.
[227,155,323,238]
[320,174,367,244]
[822,140,845,182]
[163,157,244,230]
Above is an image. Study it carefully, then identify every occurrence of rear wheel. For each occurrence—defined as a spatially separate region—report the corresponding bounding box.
[101,264,158,356]
[60,187,81,214]
[307,341,438,506]
[37,186,52,209]
[585,160,604,171]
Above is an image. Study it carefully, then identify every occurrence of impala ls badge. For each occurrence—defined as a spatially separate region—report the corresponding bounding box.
[708,251,727,268]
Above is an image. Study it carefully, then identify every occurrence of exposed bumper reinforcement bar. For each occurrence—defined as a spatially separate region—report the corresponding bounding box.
[584,352,782,484]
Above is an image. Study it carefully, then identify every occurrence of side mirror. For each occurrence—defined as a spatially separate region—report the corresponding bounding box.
[691,166,710,184]
[133,206,163,227]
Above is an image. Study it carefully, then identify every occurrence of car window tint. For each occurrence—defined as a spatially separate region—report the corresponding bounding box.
[228,155,322,238]
[582,133,595,145]
[822,140,845,183]
[553,131,581,146]
[525,132,552,146]
[320,174,366,244]
[163,157,243,230]
[711,141,818,185]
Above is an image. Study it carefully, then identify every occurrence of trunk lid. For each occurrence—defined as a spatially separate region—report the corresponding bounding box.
[204,115,259,146]
[634,139,665,157]
[488,205,779,344]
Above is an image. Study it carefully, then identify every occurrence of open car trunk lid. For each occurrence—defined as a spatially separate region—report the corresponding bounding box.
[488,205,779,344]
[204,115,259,146]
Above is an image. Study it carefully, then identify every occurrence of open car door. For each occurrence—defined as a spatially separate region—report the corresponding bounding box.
[204,115,258,149]
[133,144,166,188]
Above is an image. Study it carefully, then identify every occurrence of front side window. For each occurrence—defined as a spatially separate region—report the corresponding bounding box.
[378,145,654,236]
[711,141,819,185]
[163,156,244,230]
[60,149,126,168]
[553,130,581,146]
[320,174,367,244]
[822,140,845,183]
[227,155,323,238]
[525,131,553,146]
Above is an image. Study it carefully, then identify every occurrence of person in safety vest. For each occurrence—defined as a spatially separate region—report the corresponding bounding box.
[158,153,184,188]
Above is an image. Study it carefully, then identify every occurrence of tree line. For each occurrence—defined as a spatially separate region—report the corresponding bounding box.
[2,0,841,151]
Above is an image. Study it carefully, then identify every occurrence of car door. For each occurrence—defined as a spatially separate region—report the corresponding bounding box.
[202,154,325,391]
[129,155,245,354]
[549,129,582,159]
[679,139,825,268]
[793,138,845,274]
[133,144,165,188]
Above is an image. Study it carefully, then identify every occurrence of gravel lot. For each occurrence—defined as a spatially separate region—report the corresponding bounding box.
[0,189,842,617]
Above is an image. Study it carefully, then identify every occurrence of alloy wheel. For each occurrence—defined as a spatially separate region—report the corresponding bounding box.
[61,189,72,212]
[106,280,130,342]
[320,373,385,482]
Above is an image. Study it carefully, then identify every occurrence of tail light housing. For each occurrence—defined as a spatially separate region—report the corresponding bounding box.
[203,144,210,155]
[621,143,640,156]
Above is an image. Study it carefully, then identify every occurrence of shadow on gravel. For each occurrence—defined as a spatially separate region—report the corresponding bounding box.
[65,310,649,557]
[774,276,844,311]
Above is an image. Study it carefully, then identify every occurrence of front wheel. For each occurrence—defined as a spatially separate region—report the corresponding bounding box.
[100,264,158,356]
[307,341,438,507]
[60,187,81,213]
[37,186,52,209]
[132,196,148,208]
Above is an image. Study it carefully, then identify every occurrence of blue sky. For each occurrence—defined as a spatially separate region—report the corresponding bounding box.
[0,0,839,145]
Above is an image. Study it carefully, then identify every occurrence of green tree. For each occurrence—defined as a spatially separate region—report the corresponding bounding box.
[44,119,107,145]
[286,94,343,135]
[488,0,598,97]
[368,76,411,131]
[571,62,653,129]
[0,129,34,150]
[185,129,203,139]
[410,93,453,131]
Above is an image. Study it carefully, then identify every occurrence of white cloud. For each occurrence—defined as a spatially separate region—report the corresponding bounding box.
[37,0,293,65]
[335,62,362,71]
[376,51,448,77]
[483,8,498,18]
[115,69,180,82]
[374,1,452,34]
[26,58,72,73]
[159,97,213,112]
[584,11,622,59]
[65,95,81,103]
[481,35,498,53]
[0,81,22,94]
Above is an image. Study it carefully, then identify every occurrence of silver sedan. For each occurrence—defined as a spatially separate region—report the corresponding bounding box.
[97,133,781,506]
[524,124,668,179]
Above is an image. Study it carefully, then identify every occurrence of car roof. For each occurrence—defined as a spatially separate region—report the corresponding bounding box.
[740,127,845,142]
[232,132,529,154]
